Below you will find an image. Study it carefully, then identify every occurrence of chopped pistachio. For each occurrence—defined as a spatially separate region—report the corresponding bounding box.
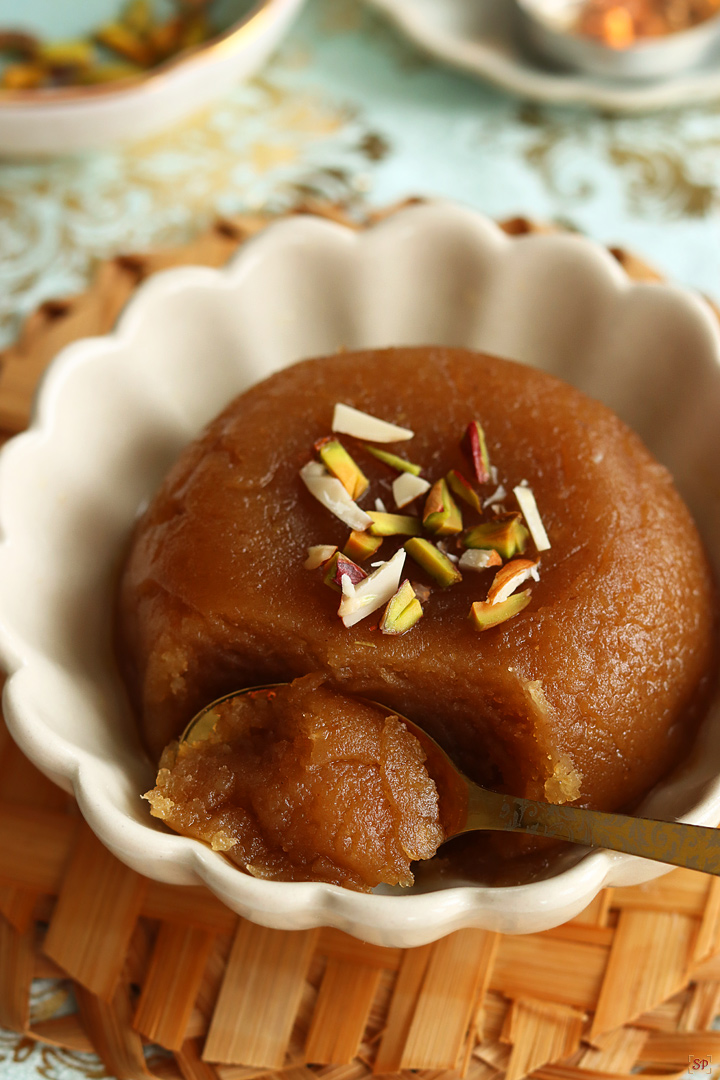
[95,22,154,65]
[147,16,183,58]
[333,553,368,589]
[447,469,481,513]
[79,61,142,83]
[1,63,45,89]
[380,580,423,636]
[469,591,531,631]
[461,420,491,484]
[122,0,153,35]
[179,13,209,48]
[0,31,38,57]
[38,39,94,68]
[463,512,528,560]
[322,552,342,592]
[423,479,463,536]
[323,551,367,592]
[364,445,422,475]
[316,438,369,500]
[344,530,383,564]
[487,559,539,606]
[405,537,463,588]
[367,512,423,537]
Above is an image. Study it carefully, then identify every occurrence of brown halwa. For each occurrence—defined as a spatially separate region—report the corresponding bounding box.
[144,675,444,891]
[119,347,717,882]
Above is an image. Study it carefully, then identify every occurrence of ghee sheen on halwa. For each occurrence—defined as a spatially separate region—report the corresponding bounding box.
[118,347,717,885]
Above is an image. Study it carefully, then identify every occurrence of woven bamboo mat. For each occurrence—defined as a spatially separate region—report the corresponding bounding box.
[1,203,720,1080]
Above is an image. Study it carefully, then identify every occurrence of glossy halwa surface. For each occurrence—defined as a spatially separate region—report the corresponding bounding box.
[145,675,444,890]
[119,347,716,825]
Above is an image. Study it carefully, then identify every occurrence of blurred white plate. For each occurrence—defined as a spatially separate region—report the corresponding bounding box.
[366,0,720,112]
[0,0,304,155]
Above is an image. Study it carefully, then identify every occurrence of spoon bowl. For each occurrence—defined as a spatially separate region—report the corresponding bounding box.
[182,685,720,878]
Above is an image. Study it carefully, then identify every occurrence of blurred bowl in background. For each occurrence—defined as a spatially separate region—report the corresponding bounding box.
[0,0,304,156]
[514,0,720,81]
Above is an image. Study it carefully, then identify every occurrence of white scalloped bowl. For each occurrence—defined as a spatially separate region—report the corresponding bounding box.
[2,203,720,946]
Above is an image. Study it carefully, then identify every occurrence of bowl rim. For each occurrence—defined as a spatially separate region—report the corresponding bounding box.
[0,0,278,108]
[515,0,720,55]
[2,201,720,943]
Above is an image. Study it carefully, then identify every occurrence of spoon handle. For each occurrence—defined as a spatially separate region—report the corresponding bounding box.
[466,788,720,874]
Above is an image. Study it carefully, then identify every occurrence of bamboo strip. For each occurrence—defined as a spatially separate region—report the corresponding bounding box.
[0,914,33,1031]
[473,1038,511,1072]
[0,738,71,931]
[125,917,157,989]
[194,934,235,1025]
[533,1066,685,1080]
[203,923,318,1066]
[638,1031,720,1064]
[305,959,383,1065]
[542,925,614,949]
[374,944,433,1074]
[491,934,609,1010]
[75,980,153,1080]
[0,885,39,934]
[176,1039,222,1080]
[689,951,720,982]
[365,968,397,1046]
[633,991,691,1032]
[678,981,720,1030]
[577,1026,648,1071]
[143,882,238,935]
[33,952,67,979]
[0,801,77,892]
[134,924,216,1051]
[477,991,511,1045]
[29,1013,94,1052]
[465,1059,502,1080]
[318,928,403,972]
[611,871,709,917]
[590,911,696,1039]
[44,824,147,1000]
[317,1064,372,1080]
[503,998,585,1080]
[693,878,720,963]
[401,931,498,1071]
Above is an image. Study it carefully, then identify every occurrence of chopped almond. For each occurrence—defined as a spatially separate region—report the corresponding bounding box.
[304,544,337,570]
[332,403,413,443]
[458,549,502,572]
[299,461,372,531]
[487,559,539,606]
[393,472,430,508]
[338,549,406,628]
[514,485,551,552]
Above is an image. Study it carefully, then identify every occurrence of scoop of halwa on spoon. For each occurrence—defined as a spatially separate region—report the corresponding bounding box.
[145,678,720,889]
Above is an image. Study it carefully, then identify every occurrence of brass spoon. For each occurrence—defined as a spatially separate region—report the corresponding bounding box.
[182,686,720,876]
